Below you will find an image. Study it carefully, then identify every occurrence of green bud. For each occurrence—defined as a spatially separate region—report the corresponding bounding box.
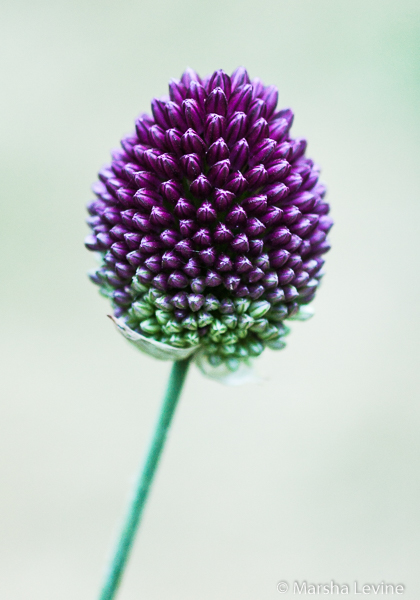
[250,318,269,333]
[182,315,198,330]
[257,324,280,341]
[197,311,214,328]
[247,340,264,356]
[236,328,249,339]
[131,276,148,293]
[267,338,286,350]
[155,310,171,325]
[162,319,183,334]
[267,304,288,322]
[209,332,223,343]
[234,298,251,315]
[154,295,174,311]
[169,334,187,347]
[221,314,238,329]
[221,332,238,345]
[237,314,255,330]
[140,318,161,335]
[131,300,154,319]
[226,358,240,372]
[220,344,236,357]
[205,294,220,311]
[144,287,161,304]
[236,345,249,358]
[205,343,219,354]
[248,300,271,319]
[210,319,228,335]
[184,331,199,346]
[209,354,223,366]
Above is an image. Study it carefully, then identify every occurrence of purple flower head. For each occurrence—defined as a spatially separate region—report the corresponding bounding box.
[86,67,332,376]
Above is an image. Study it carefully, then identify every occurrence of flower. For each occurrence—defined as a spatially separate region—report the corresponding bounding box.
[85,67,333,375]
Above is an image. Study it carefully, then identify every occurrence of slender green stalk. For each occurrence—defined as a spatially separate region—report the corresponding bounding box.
[98,357,191,600]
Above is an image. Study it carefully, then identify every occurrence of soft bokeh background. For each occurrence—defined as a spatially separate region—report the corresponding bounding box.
[1,0,419,598]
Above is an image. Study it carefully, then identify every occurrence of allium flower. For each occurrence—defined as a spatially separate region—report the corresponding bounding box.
[85,67,332,376]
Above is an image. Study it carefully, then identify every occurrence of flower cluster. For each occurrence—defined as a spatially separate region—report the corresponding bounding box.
[85,67,332,372]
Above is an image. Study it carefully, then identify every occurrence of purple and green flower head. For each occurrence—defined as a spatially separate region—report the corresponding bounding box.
[85,67,332,378]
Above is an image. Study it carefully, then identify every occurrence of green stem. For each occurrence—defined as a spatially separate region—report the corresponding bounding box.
[98,357,191,600]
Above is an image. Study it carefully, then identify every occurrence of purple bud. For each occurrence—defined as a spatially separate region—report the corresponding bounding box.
[144,254,162,273]
[266,288,285,304]
[290,218,313,237]
[162,251,183,269]
[189,174,212,198]
[85,234,101,251]
[179,219,197,236]
[230,138,249,170]
[148,124,167,151]
[174,197,196,218]
[246,164,268,188]
[175,238,194,258]
[113,291,133,306]
[226,204,247,227]
[165,129,182,156]
[135,117,151,144]
[126,250,144,267]
[132,213,152,232]
[249,284,265,299]
[287,254,303,271]
[169,78,187,104]
[260,206,283,227]
[225,170,248,194]
[249,239,264,256]
[163,270,186,290]
[278,268,295,285]
[227,84,253,116]
[235,285,250,297]
[241,195,267,215]
[213,189,235,211]
[230,67,251,90]
[234,255,253,273]
[133,170,161,190]
[262,271,278,288]
[311,240,331,256]
[120,209,136,228]
[124,232,142,250]
[269,248,290,268]
[260,85,278,117]
[151,98,171,129]
[160,229,181,247]
[265,183,289,205]
[109,224,129,240]
[115,262,134,280]
[291,191,316,212]
[231,233,249,253]
[249,138,276,167]
[159,179,182,204]
[205,87,228,116]
[249,99,267,124]
[180,153,202,179]
[282,206,301,225]
[293,271,310,289]
[102,207,121,225]
[214,223,234,243]
[283,285,299,302]
[225,112,247,145]
[224,275,241,291]
[117,187,136,207]
[266,159,290,183]
[153,273,170,291]
[183,99,205,134]
[192,228,212,247]
[172,291,189,309]
[111,241,128,259]
[140,234,162,254]
[199,247,216,266]
[290,138,307,161]
[206,138,229,165]
[191,277,206,293]
[283,234,302,252]
[157,153,180,179]
[245,217,266,237]
[186,293,205,312]
[183,257,201,276]
[308,228,325,247]
[205,270,223,287]
[268,226,291,247]
[96,232,113,248]
[181,68,202,87]
[187,80,207,108]
[215,253,233,272]
[219,298,235,314]
[166,101,187,131]
[208,70,231,96]
[318,215,334,233]
[197,200,217,224]
[208,159,230,187]
[247,268,264,283]
[150,206,173,227]
[133,188,162,211]
[137,266,153,284]
[204,113,226,145]
[181,128,206,155]
[247,118,269,147]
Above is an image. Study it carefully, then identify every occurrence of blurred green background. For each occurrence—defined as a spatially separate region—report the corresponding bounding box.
[1,0,419,598]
